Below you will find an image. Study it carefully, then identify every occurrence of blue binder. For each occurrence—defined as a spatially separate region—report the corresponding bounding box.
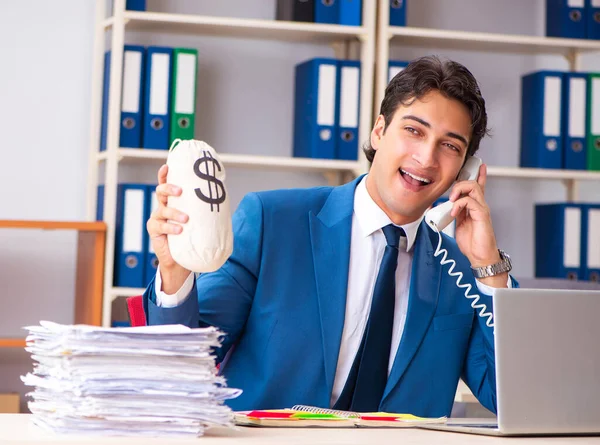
[535,203,583,280]
[562,72,588,170]
[336,60,361,160]
[388,60,408,83]
[546,0,586,38]
[143,47,172,150]
[315,0,337,24]
[96,185,105,221]
[389,0,406,26]
[293,58,338,159]
[120,46,145,149]
[520,71,564,169]
[126,0,146,11]
[339,0,362,25]
[581,204,600,282]
[115,184,147,288]
[586,0,600,39]
[144,185,159,287]
[100,46,145,150]
[100,52,110,152]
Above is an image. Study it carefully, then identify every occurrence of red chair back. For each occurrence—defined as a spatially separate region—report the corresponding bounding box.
[126,295,147,327]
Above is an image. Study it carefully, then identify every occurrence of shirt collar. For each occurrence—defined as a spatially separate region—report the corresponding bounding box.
[353,176,423,252]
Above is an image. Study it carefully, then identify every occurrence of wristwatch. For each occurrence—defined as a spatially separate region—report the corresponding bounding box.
[471,249,512,279]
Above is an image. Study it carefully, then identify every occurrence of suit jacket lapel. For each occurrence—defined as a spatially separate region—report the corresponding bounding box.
[382,221,441,402]
[309,177,362,400]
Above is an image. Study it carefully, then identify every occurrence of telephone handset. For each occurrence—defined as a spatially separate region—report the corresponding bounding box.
[425,156,483,232]
[423,156,495,329]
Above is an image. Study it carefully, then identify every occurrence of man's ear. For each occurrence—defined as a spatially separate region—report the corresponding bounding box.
[370,115,386,150]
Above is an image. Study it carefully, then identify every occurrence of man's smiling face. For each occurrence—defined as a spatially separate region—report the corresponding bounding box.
[366,89,473,225]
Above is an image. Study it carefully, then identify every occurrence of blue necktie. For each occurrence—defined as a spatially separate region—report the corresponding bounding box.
[334,224,405,412]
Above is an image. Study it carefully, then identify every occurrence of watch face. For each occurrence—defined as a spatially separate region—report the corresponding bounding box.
[499,249,511,261]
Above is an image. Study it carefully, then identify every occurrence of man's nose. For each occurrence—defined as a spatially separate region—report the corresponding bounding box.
[412,141,437,168]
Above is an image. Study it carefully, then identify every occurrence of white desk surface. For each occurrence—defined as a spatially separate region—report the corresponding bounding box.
[0,414,597,445]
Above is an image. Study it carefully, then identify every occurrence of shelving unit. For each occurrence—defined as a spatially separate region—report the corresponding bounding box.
[0,220,106,348]
[104,11,367,43]
[87,0,377,326]
[89,0,600,327]
[375,0,600,202]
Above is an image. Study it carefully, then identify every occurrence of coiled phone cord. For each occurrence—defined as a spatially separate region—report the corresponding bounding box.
[430,224,495,330]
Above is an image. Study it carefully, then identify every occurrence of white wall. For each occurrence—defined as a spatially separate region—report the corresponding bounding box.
[0,0,96,412]
[1,0,599,412]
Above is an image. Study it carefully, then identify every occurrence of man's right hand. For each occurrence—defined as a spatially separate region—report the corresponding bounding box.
[146,164,193,294]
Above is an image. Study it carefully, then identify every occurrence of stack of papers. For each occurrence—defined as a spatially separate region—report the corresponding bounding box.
[21,321,241,437]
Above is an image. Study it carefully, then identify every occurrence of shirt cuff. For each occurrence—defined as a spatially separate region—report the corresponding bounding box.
[475,275,513,296]
[155,265,195,308]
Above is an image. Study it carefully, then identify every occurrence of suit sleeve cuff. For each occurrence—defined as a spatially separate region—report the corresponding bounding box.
[475,274,513,296]
[155,265,195,308]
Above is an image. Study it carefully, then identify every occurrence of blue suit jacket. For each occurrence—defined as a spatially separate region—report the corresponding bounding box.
[144,176,513,417]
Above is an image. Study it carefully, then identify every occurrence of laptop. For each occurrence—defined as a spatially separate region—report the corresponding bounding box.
[420,288,600,436]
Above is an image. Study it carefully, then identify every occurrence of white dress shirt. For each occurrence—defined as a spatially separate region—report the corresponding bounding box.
[155,176,509,406]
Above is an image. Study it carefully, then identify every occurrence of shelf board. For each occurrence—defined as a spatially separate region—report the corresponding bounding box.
[487,166,600,180]
[106,12,364,43]
[390,26,600,55]
[111,287,146,299]
[98,149,363,174]
[0,338,25,348]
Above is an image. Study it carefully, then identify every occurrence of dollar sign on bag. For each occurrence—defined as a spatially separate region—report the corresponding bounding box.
[194,151,226,212]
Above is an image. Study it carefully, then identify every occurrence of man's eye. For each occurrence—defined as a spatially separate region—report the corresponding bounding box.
[405,127,419,135]
[444,143,460,152]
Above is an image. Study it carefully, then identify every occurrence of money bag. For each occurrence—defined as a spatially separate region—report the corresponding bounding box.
[166,139,233,273]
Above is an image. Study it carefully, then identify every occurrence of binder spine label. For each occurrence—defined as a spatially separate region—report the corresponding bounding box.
[543,76,562,138]
[123,189,145,252]
[564,207,581,268]
[340,66,360,128]
[122,51,142,113]
[175,53,197,114]
[317,64,336,127]
[150,53,170,115]
[569,77,586,138]
[592,78,600,136]
[148,190,158,254]
[588,209,600,268]
[388,66,404,83]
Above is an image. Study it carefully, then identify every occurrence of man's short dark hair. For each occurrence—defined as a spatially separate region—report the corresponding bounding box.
[364,55,490,162]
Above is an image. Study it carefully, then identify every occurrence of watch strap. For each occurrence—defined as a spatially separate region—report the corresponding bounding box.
[471,249,512,279]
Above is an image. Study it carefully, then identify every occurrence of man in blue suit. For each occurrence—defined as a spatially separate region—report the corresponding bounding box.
[144,56,516,417]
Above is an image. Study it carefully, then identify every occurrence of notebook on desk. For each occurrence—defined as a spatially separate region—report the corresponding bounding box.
[235,405,446,428]
[420,288,600,437]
